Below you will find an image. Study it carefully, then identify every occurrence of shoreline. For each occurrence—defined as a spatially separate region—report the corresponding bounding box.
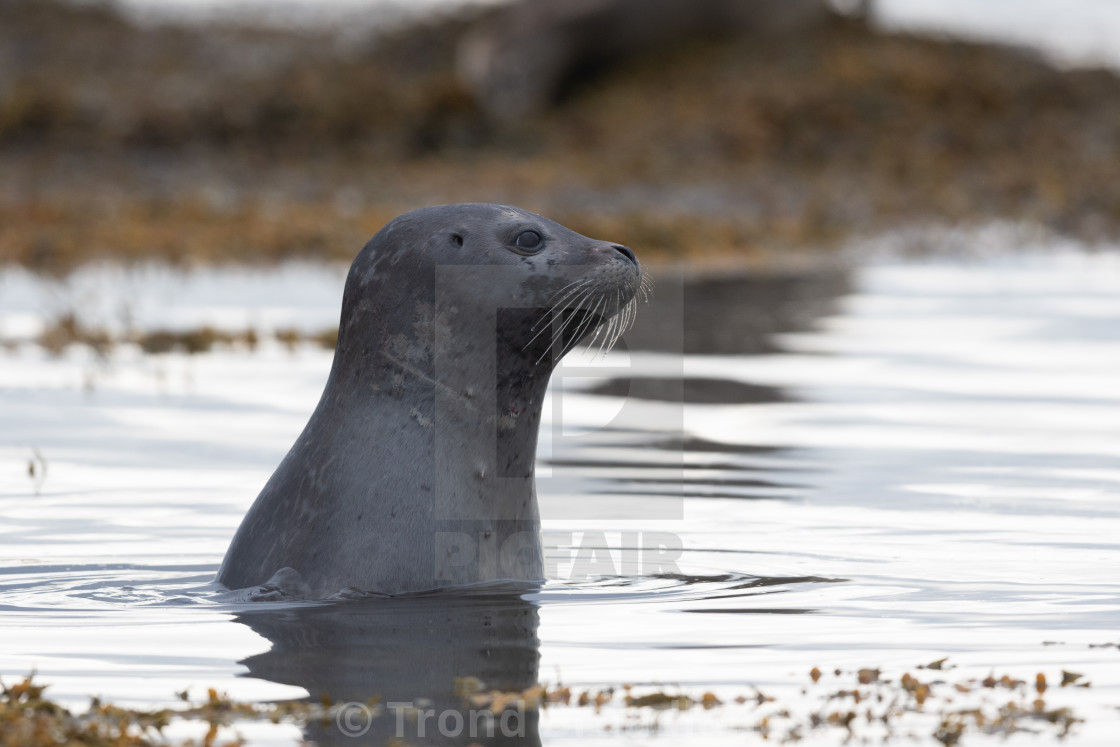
[4,2,1120,273]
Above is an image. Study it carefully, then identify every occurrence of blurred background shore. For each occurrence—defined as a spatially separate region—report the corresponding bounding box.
[3,0,1120,273]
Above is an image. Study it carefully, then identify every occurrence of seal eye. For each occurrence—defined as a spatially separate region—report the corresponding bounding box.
[515,230,543,252]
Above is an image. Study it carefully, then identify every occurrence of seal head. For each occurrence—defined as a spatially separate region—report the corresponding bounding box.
[217,203,641,598]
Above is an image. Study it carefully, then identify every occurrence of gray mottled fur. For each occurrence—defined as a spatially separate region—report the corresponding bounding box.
[216,204,639,598]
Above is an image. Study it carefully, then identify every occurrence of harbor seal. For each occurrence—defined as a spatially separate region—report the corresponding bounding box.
[217,203,642,598]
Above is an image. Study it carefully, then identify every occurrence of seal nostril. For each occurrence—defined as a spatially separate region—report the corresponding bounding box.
[612,244,637,264]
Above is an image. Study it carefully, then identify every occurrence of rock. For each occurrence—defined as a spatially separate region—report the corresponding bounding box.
[458,0,836,118]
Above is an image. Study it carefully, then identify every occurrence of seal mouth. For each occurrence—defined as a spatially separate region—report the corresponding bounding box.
[525,270,652,364]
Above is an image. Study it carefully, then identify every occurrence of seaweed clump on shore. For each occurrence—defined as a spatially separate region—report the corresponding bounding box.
[0,664,1089,746]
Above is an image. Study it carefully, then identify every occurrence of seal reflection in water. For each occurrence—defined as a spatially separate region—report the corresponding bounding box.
[217,203,643,598]
[235,592,542,746]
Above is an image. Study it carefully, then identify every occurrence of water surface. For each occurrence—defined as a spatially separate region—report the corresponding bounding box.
[1,244,1118,744]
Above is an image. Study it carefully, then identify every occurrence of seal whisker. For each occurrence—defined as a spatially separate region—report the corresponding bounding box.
[609,299,632,353]
[525,311,563,349]
[553,303,594,363]
[595,290,622,358]
[563,287,606,354]
[547,277,596,309]
[533,292,596,364]
[548,276,592,303]
[601,282,638,356]
[528,309,551,334]
[607,293,633,355]
[608,308,625,354]
[637,272,654,304]
[580,290,607,334]
[530,314,565,362]
[587,312,611,360]
[525,286,595,352]
[529,277,597,334]
[619,297,638,341]
[571,294,608,357]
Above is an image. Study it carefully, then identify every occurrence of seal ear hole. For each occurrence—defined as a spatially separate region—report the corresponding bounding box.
[450,232,464,247]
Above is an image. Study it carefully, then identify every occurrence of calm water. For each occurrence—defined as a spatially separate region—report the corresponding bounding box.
[1,241,1119,745]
